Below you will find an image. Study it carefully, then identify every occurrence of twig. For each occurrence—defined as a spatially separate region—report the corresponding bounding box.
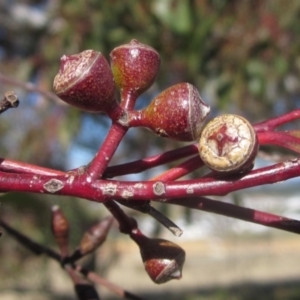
[78,267,146,300]
[0,157,65,175]
[0,73,61,103]
[167,196,300,235]
[117,155,203,236]
[0,219,147,300]
[103,143,199,178]
[0,220,60,260]
[104,200,138,234]
[118,199,183,236]
[86,123,128,180]
[254,109,300,132]
[0,91,19,114]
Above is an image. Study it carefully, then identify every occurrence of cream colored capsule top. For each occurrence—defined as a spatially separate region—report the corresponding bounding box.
[199,114,258,173]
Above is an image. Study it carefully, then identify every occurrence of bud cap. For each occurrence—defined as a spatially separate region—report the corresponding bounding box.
[54,50,116,113]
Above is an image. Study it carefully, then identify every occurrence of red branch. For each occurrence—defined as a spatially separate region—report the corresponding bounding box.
[0,158,299,202]
[254,108,300,132]
[168,197,300,235]
[104,143,199,178]
[85,122,128,180]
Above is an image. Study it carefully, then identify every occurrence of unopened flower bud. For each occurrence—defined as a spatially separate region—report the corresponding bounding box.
[54,50,120,116]
[110,39,160,100]
[51,205,69,257]
[79,216,113,256]
[131,230,185,284]
[129,83,210,141]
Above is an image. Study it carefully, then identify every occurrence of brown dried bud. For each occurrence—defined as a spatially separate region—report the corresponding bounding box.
[110,39,160,96]
[51,205,69,257]
[131,83,210,141]
[199,114,259,173]
[53,50,118,114]
[79,216,113,256]
[131,231,185,284]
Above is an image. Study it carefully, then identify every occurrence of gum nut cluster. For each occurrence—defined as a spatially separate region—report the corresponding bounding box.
[141,83,210,141]
[199,114,259,174]
[110,39,160,95]
[53,50,116,113]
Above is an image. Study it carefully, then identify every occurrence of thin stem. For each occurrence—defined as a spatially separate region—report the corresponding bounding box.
[104,200,138,234]
[118,199,183,236]
[126,110,145,127]
[254,109,300,132]
[0,72,61,104]
[0,158,65,176]
[258,131,300,153]
[147,206,183,236]
[120,89,139,111]
[79,268,146,300]
[151,155,204,181]
[65,265,101,300]
[86,122,128,180]
[0,220,60,261]
[103,143,199,178]
[167,196,300,235]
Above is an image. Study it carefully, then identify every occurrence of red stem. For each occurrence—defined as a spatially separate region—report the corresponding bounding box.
[0,158,65,176]
[0,158,300,201]
[104,200,138,234]
[258,131,300,153]
[104,143,199,178]
[85,122,128,180]
[151,155,204,181]
[254,109,300,132]
[168,196,300,235]
[126,110,146,127]
[83,269,146,300]
[0,72,61,103]
[120,89,139,110]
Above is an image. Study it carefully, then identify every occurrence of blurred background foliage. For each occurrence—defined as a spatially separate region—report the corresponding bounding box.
[1,1,300,299]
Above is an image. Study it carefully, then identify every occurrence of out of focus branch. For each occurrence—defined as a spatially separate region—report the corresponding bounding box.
[0,73,61,104]
[0,219,147,300]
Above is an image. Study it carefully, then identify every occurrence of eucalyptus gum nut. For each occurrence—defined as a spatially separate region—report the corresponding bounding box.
[141,83,210,141]
[133,234,185,284]
[110,39,160,94]
[53,50,116,113]
[199,114,259,173]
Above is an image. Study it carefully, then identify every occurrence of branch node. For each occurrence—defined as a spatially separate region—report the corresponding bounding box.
[44,179,64,193]
[153,182,165,196]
